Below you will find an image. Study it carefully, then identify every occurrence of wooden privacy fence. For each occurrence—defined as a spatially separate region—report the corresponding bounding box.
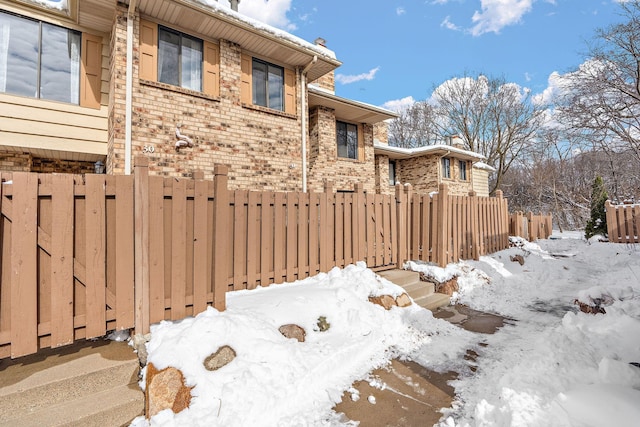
[509,211,553,241]
[402,185,510,265]
[1,157,510,359]
[605,201,640,244]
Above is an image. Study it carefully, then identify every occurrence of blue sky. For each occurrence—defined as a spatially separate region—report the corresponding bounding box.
[233,0,626,111]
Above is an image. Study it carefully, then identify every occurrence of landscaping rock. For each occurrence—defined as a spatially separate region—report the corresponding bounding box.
[395,293,412,307]
[436,277,459,296]
[316,316,331,332]
[368,295,397,310]
[510,254,525,265]
[279,324,306,342]
[145,363,192,418]
[204,345,237,371]
[574,299,606,315]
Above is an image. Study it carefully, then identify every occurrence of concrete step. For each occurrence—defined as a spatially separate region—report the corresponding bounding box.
[0,340,144,426]
[404,283,436,301]
[377,269,421,287]
[414,293,451,311]
[399,280,430,293]
[1,384,144,427]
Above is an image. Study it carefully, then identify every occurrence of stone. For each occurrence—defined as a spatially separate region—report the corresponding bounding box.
[145,363,193,418]
[510,254,525,265]
[204,345,237,371]
[316,316,331,332]
[368,295,397,310]
[574,299,606,315]
[436,277,459,296]
[279,324,306,342]
[395,293,412,307]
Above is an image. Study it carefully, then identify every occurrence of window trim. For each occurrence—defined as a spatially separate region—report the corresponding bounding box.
[139,19,220,98]
[240,53,296,115]
[251,57,284,111]
[388,159,397,186]
[0,9,100,109]
[158,25,204,92]
[441,157,451,179]
[459,160,468,181]
[336,120,361,161]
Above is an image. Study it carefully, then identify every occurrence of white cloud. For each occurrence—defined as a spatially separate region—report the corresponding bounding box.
[382,96,416,112]
[470,0,534,36]
[234,0,296,30]
[441,16,461,31]
[397,7,406,15]
[335,67,381,85]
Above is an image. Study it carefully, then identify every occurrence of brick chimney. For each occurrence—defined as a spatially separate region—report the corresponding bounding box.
[310,37,335,93]
[229,0,239,11]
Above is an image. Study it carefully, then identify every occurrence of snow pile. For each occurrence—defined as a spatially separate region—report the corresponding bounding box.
[130,232,640,426]
[131,263,448,426]
[440,232,640,427]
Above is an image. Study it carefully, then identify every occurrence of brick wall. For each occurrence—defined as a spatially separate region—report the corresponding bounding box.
[0,153,31,172]
[108,7,304,191]
[307,106,376,193]
[0,153,97,174]
[311,71,335,93]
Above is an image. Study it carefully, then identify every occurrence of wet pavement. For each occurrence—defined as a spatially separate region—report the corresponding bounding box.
[334,304,508,426]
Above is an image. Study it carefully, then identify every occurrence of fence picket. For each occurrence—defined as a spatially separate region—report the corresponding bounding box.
[192,176,208,315]
[84,174,107,339]
[51,174,75,347]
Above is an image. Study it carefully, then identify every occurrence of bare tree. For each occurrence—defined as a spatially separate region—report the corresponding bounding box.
[387,102,440,148]
[431,74,547,193]
[556,0,640,200]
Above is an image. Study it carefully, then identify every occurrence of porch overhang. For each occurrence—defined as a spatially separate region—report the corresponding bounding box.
[374,143,486,162]
[308,86,398,125]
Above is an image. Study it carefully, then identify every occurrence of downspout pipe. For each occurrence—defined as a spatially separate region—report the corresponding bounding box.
[300,55,317,193]
[125,0,138,175]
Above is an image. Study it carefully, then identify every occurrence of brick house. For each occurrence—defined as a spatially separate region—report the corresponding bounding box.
[0,0,491,194]
[374,135,494,197]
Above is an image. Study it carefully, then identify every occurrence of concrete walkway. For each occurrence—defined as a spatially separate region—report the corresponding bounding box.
[333,304,507,426]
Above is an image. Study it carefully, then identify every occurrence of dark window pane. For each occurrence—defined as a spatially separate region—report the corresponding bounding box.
[181,35,202,91]
[268,64,283,111]
[1,12,39,98]
[442,158,451,178]
[158,29,180,86]
[40,23,80,103]
[252,60,267,106]
[337,121,358,159]
[347,123,357,159]
[389,160,396,185]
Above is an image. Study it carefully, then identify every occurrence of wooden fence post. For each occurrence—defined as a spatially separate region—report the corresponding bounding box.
[395,183,412,268]
[134,156,150,335]
[354,183,365,263]
[192,170,208,315]
[436,183,449,267]
[320,181,334,272]
[212,164,229,310]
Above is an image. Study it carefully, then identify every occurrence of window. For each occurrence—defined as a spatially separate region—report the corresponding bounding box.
[139,20,220,97]
[252,58,284,111]
[459,160,468,180]
[0,11,81,104]
[389,160,396,186]
[442,157,451,179]
[158,26,203,92]
[240,53,296,114]
[337,121,358,160]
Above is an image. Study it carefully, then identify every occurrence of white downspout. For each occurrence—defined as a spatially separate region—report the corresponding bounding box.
[125,0,138,175]
[300,55,317,193]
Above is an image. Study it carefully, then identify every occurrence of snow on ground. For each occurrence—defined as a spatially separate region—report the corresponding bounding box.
[131,231,640,426]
